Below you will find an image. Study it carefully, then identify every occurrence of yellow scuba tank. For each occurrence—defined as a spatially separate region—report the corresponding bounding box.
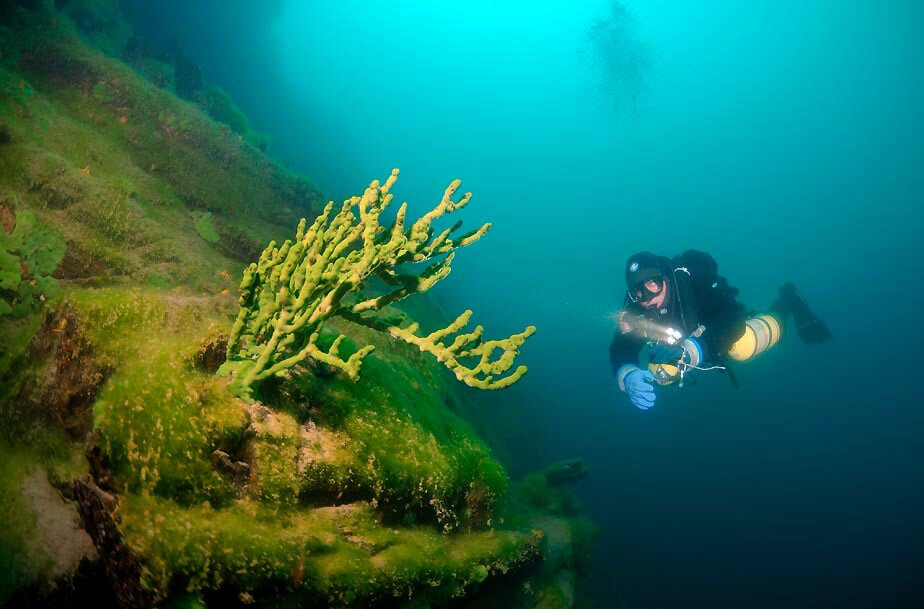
[648,313,783,381]
[727,314,782,361]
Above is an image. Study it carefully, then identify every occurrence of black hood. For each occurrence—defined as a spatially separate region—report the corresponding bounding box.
[625,251,673,288]
[623,252,681,322]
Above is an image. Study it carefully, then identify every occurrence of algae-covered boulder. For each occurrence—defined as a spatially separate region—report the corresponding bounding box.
[0,196,65,318]
[0,2,596,607]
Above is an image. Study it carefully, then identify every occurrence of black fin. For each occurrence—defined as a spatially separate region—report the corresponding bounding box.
[775,282,832,344]
[792,307,832,343]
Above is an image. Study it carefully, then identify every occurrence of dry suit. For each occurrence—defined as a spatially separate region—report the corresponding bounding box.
[614,248,814,400]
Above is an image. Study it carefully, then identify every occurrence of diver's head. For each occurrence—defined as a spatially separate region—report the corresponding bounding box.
[625,252,671,310]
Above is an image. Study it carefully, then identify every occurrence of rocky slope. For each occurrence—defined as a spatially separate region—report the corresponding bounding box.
[0,2,596,607]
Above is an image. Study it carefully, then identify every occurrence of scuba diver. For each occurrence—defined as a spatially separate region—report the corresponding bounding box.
[611,250,831,410]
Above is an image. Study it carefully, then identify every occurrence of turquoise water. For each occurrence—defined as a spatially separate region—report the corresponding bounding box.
[125,1,923,606]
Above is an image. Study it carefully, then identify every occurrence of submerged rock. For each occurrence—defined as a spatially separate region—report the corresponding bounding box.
[0,2,597,606]
[20,467,97,583]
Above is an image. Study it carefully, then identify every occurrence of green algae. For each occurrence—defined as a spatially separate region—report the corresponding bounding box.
[196,84,270,152]
[0,441,90,604]
[120,494,539,605]
[192,211,220,244]
[0,3,596,606]
[93,344,247,505]
[91,80,116,103]
[0,450,46,604]
[0,311,41,379]
[66,284,510,528]
[0,199,65,318]
[60,0,133,58]
[276,317,510,530]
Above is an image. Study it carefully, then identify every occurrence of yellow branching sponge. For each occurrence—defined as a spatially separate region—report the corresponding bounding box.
[221,169,535,399]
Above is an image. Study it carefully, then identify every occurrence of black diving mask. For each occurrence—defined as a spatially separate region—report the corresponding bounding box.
[627,275,666,304]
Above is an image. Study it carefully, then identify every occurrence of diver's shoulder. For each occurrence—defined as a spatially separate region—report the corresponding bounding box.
[675,249,718,270]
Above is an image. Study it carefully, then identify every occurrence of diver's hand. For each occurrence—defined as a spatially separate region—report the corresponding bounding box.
[624,369,657,410]
[648,344,683,364]
[649,338,707,367]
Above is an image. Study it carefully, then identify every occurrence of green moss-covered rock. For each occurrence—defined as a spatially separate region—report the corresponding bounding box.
[0,451,46,605]
[60,0,133,57]
[132,57,175,91]
[0,446,95,606]
[273,317,509,531]
[0,197,65,318]
[197,85,248,136]
[0,2,597,606]
[192,211,220,243]
[93,346,247,504]
[196,85,271,152]
[91,80,116,103]
[0,13,322,289]
[121,495,540,606]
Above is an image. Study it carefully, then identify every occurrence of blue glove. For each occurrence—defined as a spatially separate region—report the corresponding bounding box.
[648,344,684,364]
[624,368,657,410]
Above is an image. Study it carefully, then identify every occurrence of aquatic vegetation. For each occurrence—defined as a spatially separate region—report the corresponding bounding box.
[0,451,41,604]
[196,84,270,151]
[192,211,220,243]
[131,57,175,90]
[60,0,133,57]
[91,79,117,103]
[0,71,33,105]
[121,494,541,605]
[0,196,65,318]
[157,108,192,134]
[513,465,588,518]
[221,170,536,400]
[0,2,595,606]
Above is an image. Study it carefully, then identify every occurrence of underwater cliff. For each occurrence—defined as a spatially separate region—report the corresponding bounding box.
[0,2,596,607]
